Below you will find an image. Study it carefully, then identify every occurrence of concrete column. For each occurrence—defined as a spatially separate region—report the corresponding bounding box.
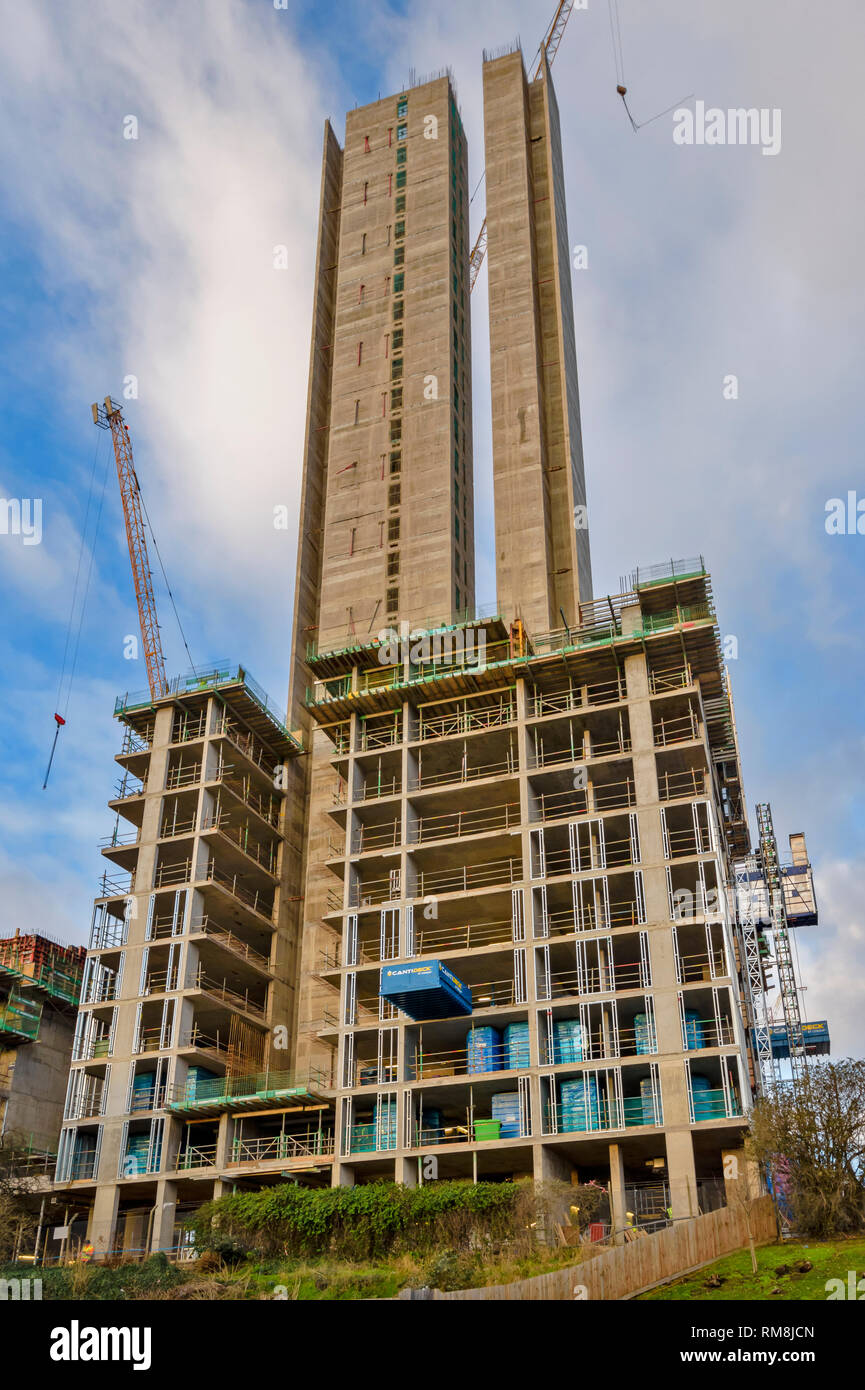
[666,1128,698,1220]
[150,1178,177,1254]
[215,1113,232,1168]
[332,1161,355,1187]
[395,1155,418,1186]
[88,1183,121,1259]
[607,1142,627,1245]
[533,1142,575,1183]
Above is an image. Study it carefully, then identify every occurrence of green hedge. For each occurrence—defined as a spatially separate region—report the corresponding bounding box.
[192,1180,525,1260]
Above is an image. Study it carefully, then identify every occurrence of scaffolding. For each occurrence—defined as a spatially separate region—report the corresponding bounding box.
[737,805,816,1096]
[756,804,808,1089]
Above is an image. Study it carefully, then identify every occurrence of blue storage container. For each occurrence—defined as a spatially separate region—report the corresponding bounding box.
[554,1018,583,1063]
[503,1021,531,1069]
[491,1092,521,1138]
[633,1013,655,1055]
[185,1065,220,1101]
[379,960,472,1019]
[467,1026,502,1074]
[690,1074,714,1121]
[419,1107,443,1144]
[559,1075,600,1131]
[639,1075,659,1125]
[683,1011,705,1050]
[374,1098,398,1149]
[131,1071,156,1108]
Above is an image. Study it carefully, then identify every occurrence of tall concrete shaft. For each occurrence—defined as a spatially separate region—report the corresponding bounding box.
[290,74,474,703]
[483,49,592,635]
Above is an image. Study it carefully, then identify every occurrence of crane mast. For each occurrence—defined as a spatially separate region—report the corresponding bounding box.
[91,397,168,700]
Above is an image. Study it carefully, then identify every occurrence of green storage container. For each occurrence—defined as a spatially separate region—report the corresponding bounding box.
[474,1119,501,1142]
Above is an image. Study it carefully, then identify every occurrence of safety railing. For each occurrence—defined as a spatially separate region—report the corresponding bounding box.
[418,698,516,741]
[690,1087,743,1121]
[532,734,631,769]
[682,1019,735,1050]
[210,716,278,777]
[159,814,197,840]
[64,1088,107,1121]
[153,861,192,889]
[539,1023,657,1064]
[541,901,644,936]
[542,958,648,997]
[415,917,514,954]
[97,870,135,897]
[531,675,626,717]
[186,968,267,1019]
[409,800,521,844]
[99,827,140,849]
[176,1144,217,1170]
[529,778,637,821]
[543,1096,662,1135]
[167,1066,329,1108]
[112,773,145,800]
[349,1123,398,1153]
[165,763,202,790]
[351,820,401,853]
[171,713,208,744]
[73,1034,112,1062]
[666,825,712,858]
[81,974,121,1005]
[201,862,275,920]
[658,768,707,801]
[229,1130,335,1164]
[538,840,635,879]
[676,949,726,983]
[410,755,515,792]
[187,917,271,972]
[200,815,280,875]
[358,722,402,751]
[415,856,523,898]
[653,709,700,747]
[648,664,693,694]
[356,775,401,802]
[120,725,153,755]
[211,767,282,827]
[69,1154,99,1180]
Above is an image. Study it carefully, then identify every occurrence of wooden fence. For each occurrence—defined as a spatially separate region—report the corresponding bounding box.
[403,1196,777,1301]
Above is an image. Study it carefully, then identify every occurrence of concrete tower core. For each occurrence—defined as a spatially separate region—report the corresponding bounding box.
[483,48,592,634]
[290,74,474,698]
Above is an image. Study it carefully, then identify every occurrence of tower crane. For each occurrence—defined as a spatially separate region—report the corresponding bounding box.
[91,398,168,700]
[470,0,578,291]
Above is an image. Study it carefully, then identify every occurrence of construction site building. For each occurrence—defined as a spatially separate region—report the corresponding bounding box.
[299,559,755,1220]
[52,48,825,1255]
[0,931,84,1157]
[52,667,329,1260]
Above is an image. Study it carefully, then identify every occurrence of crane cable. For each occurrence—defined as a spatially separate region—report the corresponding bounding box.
[136,482,197,677]
[44,429,112,788]
[608,0,693,132]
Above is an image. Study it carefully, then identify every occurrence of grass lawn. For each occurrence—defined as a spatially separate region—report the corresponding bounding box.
[638,1237,865,1301]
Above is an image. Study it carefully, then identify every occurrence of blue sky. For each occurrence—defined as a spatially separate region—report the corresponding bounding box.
[1,0,862,1053]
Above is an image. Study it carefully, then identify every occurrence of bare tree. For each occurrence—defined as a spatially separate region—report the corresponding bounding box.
[749,1058,865,1238]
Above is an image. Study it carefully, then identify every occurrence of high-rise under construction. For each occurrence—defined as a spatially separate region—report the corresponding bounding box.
[53,44,824,1258]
